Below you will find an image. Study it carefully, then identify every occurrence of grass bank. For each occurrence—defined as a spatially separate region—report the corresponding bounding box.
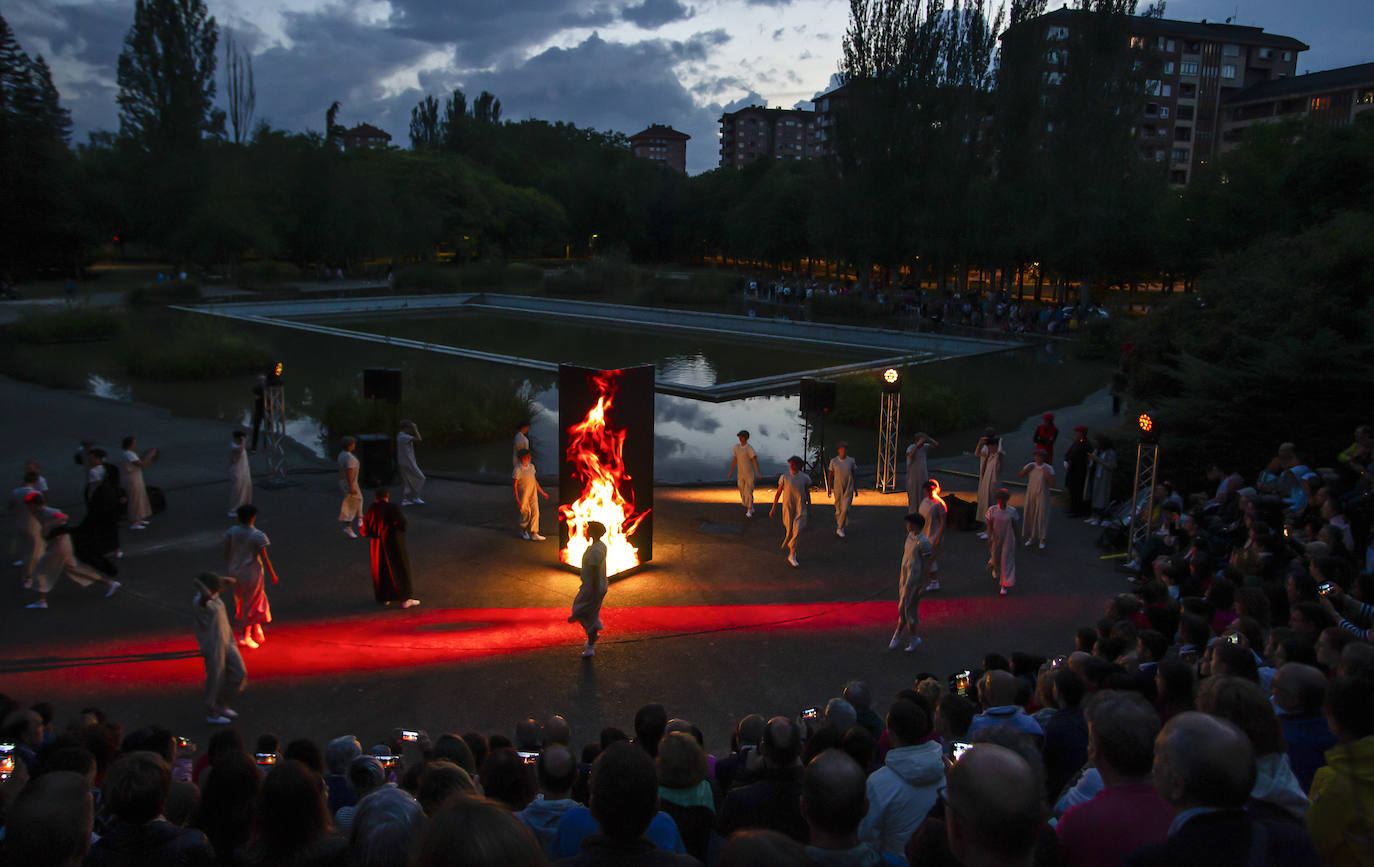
[8,307,128,343]
[320,372,534,448]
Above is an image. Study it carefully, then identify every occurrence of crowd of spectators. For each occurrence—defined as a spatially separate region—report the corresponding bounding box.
[1,435,1371,866]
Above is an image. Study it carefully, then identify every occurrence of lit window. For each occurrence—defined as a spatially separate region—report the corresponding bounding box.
[1146,79,1161,95]
[1221,64,1237,80]
[1223,44,1239,56]
[1131,36,1146,49]
[1155,150,1166,162]
[1160,106,1170,118]
[1311,96,1331,111]
[1361,90,1374,105]
[1048,25,1068,39]
[1258,48,1272,59]
[1172,148,1188,162]
[1180,61,1199,76]
[1164,61,1175,74]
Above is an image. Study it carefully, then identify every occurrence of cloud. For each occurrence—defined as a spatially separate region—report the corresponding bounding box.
[622,0,695,29]
[746,0,794,5]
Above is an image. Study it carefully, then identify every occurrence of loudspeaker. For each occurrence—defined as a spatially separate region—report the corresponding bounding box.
[356,434,395,488]
[363,368,402,404]
[945,494,979,532]
[799,378,837,415]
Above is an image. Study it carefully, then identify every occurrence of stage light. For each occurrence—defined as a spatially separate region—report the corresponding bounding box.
[881,367,902,394]
[1137,411,1158,443]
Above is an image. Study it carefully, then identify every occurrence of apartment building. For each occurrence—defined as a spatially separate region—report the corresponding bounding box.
[1221,62,1374,150]
[718,105,823,168]
[628,124,691,173]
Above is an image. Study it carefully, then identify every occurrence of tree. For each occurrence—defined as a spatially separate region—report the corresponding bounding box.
[409,95,441,150]
[472,90,502,124]
[325,100,342,148]
[224,30,254,144]
[442,88,467,151]
[116,0,223,150]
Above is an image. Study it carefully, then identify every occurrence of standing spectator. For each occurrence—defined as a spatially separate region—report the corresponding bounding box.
[86,752,215,865]
[518,744,580,854]
[360,490,419,609]
[859,699,944,858]
[1306,676,1374,867]
[120,436,156,531]
[1271,663,1338,792]
[1063,426,1091,518]
[719,716,808,843]
[192,572,245,725]
[223,505,277,649]
[337,437,363,538]
[228,430,252,516]
[1042,667,1090,800]
[656,732,715,863]
[728,430,760,518]
[1055,691,1173,867]
[243,760,348,866]
[552,742,694,864]
[844,682,885,741]
[324,736,362,814]
[715,714,766,794]
[943,744,1046,867]
[1124,713,1321,867]
[192,750,259,863]
[801,750,903,866]
[396,419,426,506]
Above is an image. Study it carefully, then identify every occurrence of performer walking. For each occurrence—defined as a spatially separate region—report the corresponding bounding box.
[569,521,608,658]
[727,430,760,517]
[975,429,1003,539]
[396,420,426,506]
[24,493,119,609]
[360,490,418,608]
[919,480,948,592]
[223,504,277,649]
[1018,449,1054,549]
[513,421,531,469]
[1063,426,1091,518]
[10,469,42,577]
[1032,413,1059,462]
[905,434,939,511]
[828,442,857,538]
[338,437,364,538]
[513,449,549,541]
[1086,435,1118,526]
[228,430,252,517]
[193,572,245,726]
[121,436,157,530]
[889,512,932,652]
[770,456,811,568]
[986,488,1019,596]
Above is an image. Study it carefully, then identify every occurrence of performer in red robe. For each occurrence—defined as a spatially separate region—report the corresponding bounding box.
[360,490,419,608]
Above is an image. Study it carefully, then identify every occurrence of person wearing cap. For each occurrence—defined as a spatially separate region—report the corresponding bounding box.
[728,430,761,518]
[828,442,858,538]
[1018,448,1055,550]
[1064,425,1091,518]
[1033,413,1059,461]
[986,488,1019,596]
[919,479,948,592]
[770,456,812,568]
[890,511,932,651]
[905,433,939,512]
[975,429,1003,540]
[23,492,120,609]
[193,571,245,725]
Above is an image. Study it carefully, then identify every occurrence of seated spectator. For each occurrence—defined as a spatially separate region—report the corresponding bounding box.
[3,771,94,866]
[462,731,489,771]
[1,707,45,773]
[1196,676,1308,821]
[943,743,1046,867]
[324,735,361,813]
[715,714,765,794]
[1042,667,1089,800]
[844,680,885,740]
[718,716,808,842]
[969,671,1044,741]
[516,717,543,753]
[841,725,878,773]
[431,733,476,775]
[553,742,695,865]
[518,743,581,854]
[1289,601,1335,640]
[801,749,902,866]
[86,751,214,866]
[1124,712,1320,867]
[934,693,976,758]
[482,747,536,812]
[1306,676,1374,866]
[656,732,715,863]
[1207,641,1260,682]
[192,750,259,864]
[858,699,943,858]
[415,795,548,866]
[243,759,348,867]
[1339,642,1374,678]
[284,738,325,774]
[335,755,385,834]
[545,715,572,747]
[1056,691,1173,867]
[1271,663,1338,792]
[349,785,425,867]
[1154,658,1196,723]
[417,760,477,815]
[634,704,668,757]
[717,828,811,867]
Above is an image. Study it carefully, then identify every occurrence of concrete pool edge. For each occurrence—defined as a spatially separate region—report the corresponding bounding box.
[174,293,1024,401]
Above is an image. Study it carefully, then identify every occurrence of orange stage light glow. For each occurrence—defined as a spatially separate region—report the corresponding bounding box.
[559,371,651,577]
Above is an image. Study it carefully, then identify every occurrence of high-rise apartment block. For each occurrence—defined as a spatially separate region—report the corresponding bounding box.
[629,124,690,173]
[718,106,823,168]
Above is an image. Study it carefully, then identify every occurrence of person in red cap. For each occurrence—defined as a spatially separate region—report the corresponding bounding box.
[1064,425,1092,517]
[1033,413,1059,461]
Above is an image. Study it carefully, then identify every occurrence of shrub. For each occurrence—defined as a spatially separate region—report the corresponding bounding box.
[1075,314,1131,362]
[503,262,545,287]
[122,321,273,380]
[9,307,127,343]
[237,261,302,290]
[125,279,201,308]
[545,268,596,296]
[321,372,533,447]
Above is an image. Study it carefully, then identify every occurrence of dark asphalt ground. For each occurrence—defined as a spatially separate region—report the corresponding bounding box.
[0,376,1127,755]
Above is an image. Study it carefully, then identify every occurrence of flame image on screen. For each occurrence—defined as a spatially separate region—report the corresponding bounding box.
[559,370,651,577]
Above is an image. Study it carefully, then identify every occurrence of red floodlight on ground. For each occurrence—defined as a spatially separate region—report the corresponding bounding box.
[557,365,654,579]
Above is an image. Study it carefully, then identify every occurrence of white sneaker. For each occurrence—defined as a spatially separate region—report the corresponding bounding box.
[114,549,124,559]
[521,532,531,540]
[1124,559,1140,571]
[205,714,232,725]
[905,637,923,652]
[401,599,421,608]
[26,599,47,609]
[131,522,147,531]
[11,559,22,566]
[581,643,595,658]
[401,499,414,506]
[1024,539,1032,548]
[342,526,358,538]
[889,629,904,650]
[412,498,425,505]
[977,532,989,540]
[925,580,941,592]
[1085,517,1099,525]
[220,707,239,719]
[836,527,846,538]
[787,553,799,567]
[746,508,754,517]
[105,581,121,598]
[1039,541,1046,550]
[531,533,547,541]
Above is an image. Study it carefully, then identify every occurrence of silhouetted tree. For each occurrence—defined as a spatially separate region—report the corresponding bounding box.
[410,95,441,150]
[116,0,223,150]
[225,30,255,145]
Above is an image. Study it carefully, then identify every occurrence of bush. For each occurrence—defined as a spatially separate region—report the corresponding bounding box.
[809,293,884,324]
[635,272,733,307]
[122,321,273,380]
[503,262,545,288]
[321,372,533,446]
[9,307,127,343]
[237,261,301,290]
[545,268,597,296]
[1075,314,1131,362]
[125,279,201,308]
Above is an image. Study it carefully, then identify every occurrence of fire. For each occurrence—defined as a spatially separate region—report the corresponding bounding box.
[560,371,651,577]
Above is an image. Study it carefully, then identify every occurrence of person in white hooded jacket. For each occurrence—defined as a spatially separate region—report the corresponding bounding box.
[859,698,946,857]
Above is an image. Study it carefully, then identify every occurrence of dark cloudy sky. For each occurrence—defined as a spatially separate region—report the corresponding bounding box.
[8,0,1370,174]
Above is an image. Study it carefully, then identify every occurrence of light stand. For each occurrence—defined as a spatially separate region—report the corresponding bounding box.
[261,361,290,488]
[876,368,901,493]
[1126,412,1160,564]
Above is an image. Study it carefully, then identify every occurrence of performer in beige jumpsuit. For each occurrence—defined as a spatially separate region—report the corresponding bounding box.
[889,511,932,652]
[24,493,119,609]
[985,488,1019,596]
[770,456,812,568]
[568,522,608,658]
[828,442,857,538]
[1018,449,1055,549]
[193,572,246,725]
[513,449,549,541]
[728,430,761,517]
[338,437,363,538]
